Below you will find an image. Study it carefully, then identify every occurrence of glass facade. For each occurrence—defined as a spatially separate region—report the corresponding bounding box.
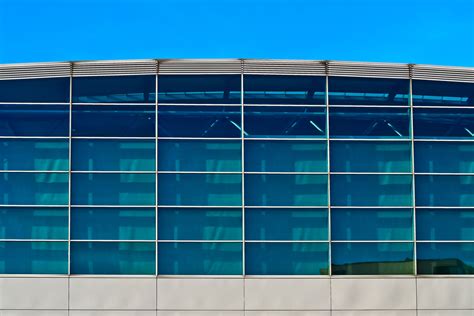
[0,72,473,277]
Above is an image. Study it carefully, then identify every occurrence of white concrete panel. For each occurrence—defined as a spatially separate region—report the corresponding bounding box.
[157,312,244,316]
[331,278,416,310]
[332,311,416,316]
[69,278,156,310]
[0,278,68,310]
[70,312,156,316]
[244,278,330,310]
[417,278,474,310]
[418,311,474,316]
[245,312,330,316]
[157,278,244,310]
[0,312,68,316]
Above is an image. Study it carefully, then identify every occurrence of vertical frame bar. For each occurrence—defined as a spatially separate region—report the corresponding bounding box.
[325,66,332,276]
[68,67,73,275]
[155,62,159,276]
[241,61,246,276]
[409,71,417,276]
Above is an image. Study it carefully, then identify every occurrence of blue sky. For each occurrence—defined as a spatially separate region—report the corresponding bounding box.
[0,0,473,66]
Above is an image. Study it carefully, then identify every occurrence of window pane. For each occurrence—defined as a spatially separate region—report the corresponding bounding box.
[158,242,242,275]
[158,106,241,137]
[330,107,410,139]
[0,139,68,171]
[330,141,411,172]
[0,207,68,239]
[245,208,328,240]
[0,104,69,136]
[72,105,155,137]
[331,242,414,275]
[331,175,413,206]
[245,140,327,172]
[158,75,240,104]
[71,242,155,275]
[158,208,242,240]
[244,75,325,105]
[72,139,155,171]
[244,106,326,138]
[0,78,69,103]
[413,80,474,107]
[417,242,474,275]
[245,174,328,206]
[71,207,155,240]
[416,209,474,241]
[331,208,413,241]
[71,173,155,206]
[0,241,68,274]
[73,76,155,103]
[329,77,409,106]
[0,173,68,205]
[415,142,474,173]
[158,140,241,172]
[158,174,242,206]
[245,242,329,275]
[413,108,474,139]
[415,175,474,207]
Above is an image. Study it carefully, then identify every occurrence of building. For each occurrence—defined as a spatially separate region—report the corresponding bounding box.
[0,59,473,315]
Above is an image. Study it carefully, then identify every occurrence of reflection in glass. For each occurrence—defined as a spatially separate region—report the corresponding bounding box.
[413,80,474,107]
[413,108,474,139]
[414,142,474,173]
[0,78,70,103]
[417,242,474,275]
[416,209,474,241]
[415,175,474,207]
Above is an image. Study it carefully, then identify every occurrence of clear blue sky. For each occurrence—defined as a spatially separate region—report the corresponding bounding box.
[0,0,473,66]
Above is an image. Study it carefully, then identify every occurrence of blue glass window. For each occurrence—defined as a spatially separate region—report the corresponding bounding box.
[0,78,70,103]
[71,242,155,275]
[413,80,474,107]
[415,142,474,173]
[245,174,328,206]
[0,241,68,274]
[330,141,411,172]
[245,140,327,172]
[415,175,474,207]
[72,139,155,171]
[413,108,474,139]
[245,242,329,275]
[158,75,241,104]
[0,139,69,171]
[417,242,474,275]
[73,76,155,103]
[158,208,242,240]
[332,242,414,275]
[158,140,241,172]
[331,208,413,241]
[245,208,328,240]
[71,173,155,206]
[244,75,325,105]
[158,242,242,275]
[71,207,155,240]
[416,209,474,241]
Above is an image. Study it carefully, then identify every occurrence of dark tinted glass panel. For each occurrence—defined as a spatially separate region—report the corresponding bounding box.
[72,105,155,137]
[0,104,69,136]
[0,241,68,274]
[0,173,68,205]
[245,140,327,172]
[245,174,328,206]
[71,173,155,205]
[0,78,69,103]
[158,208,242,240]
[158,75,240,104]
[244,106,326,138]
[158,242,242,275]
[331,208,413,241]
[73,76,155,103]
[413,108,474,139]
[71,207,155,240]
[331,175,413,206]
[417,242,474,275]
[331,242,414,275]
[329,77,409,106]
[330,107,410,138]
[158,174,242,206]
[245,208,328,240]
[72,139,155,171]
[330,141,411,172]
[415,142,474,173]
[0,207,68,239]
[416,209,474,241]
[158,140,241,172]
[71,242,155,275]
[0,139,68,171]
[158,106,241,137]
[415,175,474,207]
[413,80,474,107]
[244,75,325,105]
[245,242,329,275]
